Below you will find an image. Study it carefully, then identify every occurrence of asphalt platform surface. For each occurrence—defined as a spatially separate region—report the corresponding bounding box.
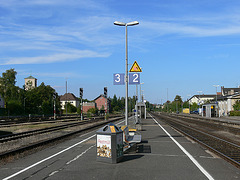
[0,115,239,180]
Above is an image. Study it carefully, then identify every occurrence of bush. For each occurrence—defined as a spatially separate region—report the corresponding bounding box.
[229,111,240,116]
[87,108,98,115]
[7,100,23,115]
[0,108,7,116]
[64,102,77,113]
[42,100,52,115]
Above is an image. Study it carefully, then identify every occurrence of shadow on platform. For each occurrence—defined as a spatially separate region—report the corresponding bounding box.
[122,154,144,162]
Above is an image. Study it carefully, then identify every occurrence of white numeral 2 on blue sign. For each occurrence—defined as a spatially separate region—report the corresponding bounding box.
[129,73,140,85]
[113,73,125,85]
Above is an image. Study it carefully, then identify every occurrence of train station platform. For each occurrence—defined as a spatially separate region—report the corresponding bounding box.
[0,115,239,180]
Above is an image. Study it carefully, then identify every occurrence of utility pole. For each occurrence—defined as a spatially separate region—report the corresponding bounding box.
[136,84,138,123]
[66,80,68,117]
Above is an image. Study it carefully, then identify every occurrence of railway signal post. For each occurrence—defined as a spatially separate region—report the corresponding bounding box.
[80,88,83,120]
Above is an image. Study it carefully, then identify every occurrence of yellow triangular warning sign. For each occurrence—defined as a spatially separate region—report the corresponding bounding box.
[129,61,142,72]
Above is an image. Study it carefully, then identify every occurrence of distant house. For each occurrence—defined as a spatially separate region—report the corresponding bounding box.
[82,102,96,113]
[221,86,240,96]
[188,94,218,105]
[25,75,37,90]
[60,93,80,110]
[94,94,109,112]
[218,93,240,116]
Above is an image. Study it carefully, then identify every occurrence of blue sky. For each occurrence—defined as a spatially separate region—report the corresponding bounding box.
[1,0,240,104]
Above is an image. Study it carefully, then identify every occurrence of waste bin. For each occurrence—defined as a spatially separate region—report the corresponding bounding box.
[96,123,123,163]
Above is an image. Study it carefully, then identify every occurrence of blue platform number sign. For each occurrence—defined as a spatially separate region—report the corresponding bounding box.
[113,73,125,85]
[129,73,140,85]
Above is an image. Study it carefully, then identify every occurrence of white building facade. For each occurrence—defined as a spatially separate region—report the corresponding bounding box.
[218,93,240,116]
[60,93,80,110]
[188,95,216,105]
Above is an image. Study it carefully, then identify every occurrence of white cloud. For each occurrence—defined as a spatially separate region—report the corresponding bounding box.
[0,0,106,10]
[0,50,111,65]
[142,19,240,37]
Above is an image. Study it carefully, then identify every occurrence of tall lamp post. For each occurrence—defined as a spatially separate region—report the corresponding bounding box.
[197,91,202,115]
[176,99,178,113]
[187,94,191,114]
[135,84,138,123]
[213,85,219,117]
[140,82,144,102]
[213,85,219,103]
[114,20,139,126]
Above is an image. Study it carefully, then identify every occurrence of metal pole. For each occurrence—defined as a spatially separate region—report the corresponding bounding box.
[114,20,139,125]
[213,85,219,117]
[188,98,190,114]
[197,91,202,115]
[136,84,138,124]
[81,98,83,120]
[66,80,68,117]
[187,95,191,114]
[54,98,56,120]
[140,83,142,102]
[105,98,107,120]
[125,25,128,126]
[167,88,169,113]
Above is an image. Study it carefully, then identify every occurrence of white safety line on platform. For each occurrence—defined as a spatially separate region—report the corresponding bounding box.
[149,114,215,180]
[3,119,125,180]
[66,144,95,165]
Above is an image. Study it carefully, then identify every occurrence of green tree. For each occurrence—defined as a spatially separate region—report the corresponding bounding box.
[42,100,52,115]
[7,100,23,115]
[233,100,240,111]
[173,95,183,112]
[191,102,198,111]
[25,82,60,115]
[0,68,18,102]
[183,101,189,108]
[87,108,98,115]
[65,102,77,113]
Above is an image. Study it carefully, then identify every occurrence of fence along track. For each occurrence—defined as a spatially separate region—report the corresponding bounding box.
[151,112,240,168]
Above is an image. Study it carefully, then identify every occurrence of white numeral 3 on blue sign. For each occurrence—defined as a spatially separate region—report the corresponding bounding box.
[113,73,125,85]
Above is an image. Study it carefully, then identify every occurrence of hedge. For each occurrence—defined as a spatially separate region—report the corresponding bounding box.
[229,111,240,116]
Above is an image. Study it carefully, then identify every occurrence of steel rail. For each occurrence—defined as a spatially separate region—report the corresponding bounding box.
[0,116,124,163]
[151,112,240,168]
[0,120,90,143]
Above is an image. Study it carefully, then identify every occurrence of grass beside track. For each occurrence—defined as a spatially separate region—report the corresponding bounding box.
[0,122,68,135]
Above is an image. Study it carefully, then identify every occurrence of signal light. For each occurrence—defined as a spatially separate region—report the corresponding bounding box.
[80,88,83,98]
[104,87,107,97]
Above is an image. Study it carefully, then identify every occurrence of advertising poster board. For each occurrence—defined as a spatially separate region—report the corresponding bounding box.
[97,134,111,158]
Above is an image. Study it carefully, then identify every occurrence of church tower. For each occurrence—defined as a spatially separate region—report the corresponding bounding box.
[25,76,37,90]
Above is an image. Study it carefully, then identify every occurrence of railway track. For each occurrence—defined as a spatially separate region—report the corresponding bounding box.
[150,112,240,168]
[0,115,124,164]
[0,118,100,143]
[0,114,121,128]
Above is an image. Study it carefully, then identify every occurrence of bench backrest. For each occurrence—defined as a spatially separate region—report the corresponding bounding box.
[121,125,130,142]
